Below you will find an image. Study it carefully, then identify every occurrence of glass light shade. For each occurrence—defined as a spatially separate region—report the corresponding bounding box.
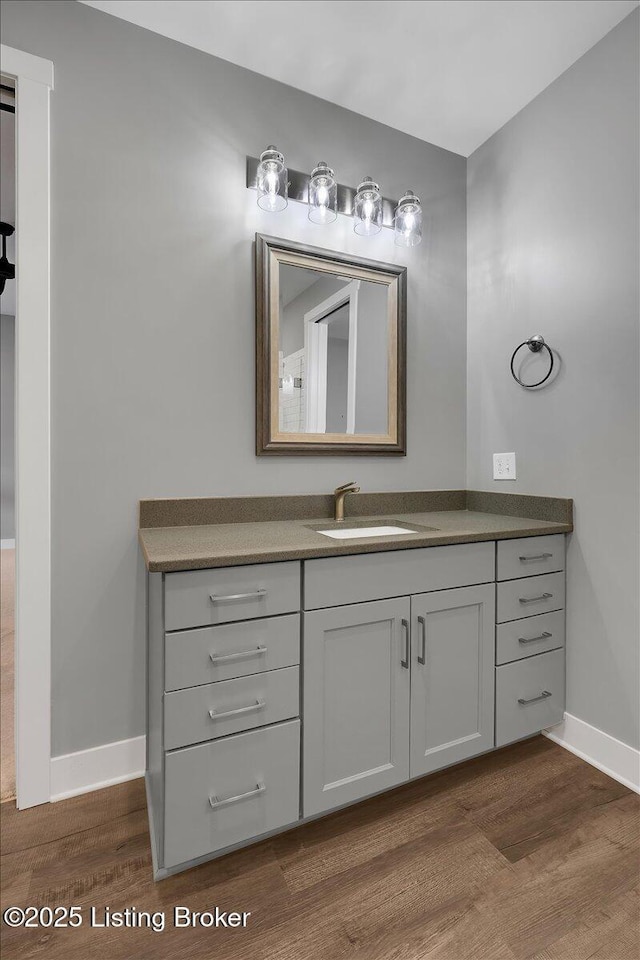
[308,162,337,224]
[257,146,288,212]
[353,178,382,236]
[394,190,422,246]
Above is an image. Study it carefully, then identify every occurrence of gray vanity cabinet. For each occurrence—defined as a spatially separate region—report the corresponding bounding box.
[301,543,497,819]
[494,534,566,747]
[410,584,495,777]
[302,598,411,817]
[146,531,567,878]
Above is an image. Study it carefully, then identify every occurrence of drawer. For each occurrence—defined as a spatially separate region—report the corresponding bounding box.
[164,666,299,750]
[165,614,300,691]
[164,719,300,868]
[497,572,565,623]
[497,535,565,581]
[304,542,494,610]
[164,561,301,631]
[496,648,565,747]
[496,610,565,665]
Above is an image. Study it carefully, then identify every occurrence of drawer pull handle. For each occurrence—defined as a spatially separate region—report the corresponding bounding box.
[209,589,267,603]
[209,645,267,665]
[401,619,409,669]
[208,699,265,721]
[209,781,265,810]
[518,690,552,706]
[417,616,427,665]
[519,592,553,605]
[519,631,553,645]
[519,553,553,562]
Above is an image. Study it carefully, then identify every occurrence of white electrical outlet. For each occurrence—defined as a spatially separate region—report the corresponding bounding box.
[493,452,516,480]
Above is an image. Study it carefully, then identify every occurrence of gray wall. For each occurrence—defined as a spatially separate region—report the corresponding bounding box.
[467,11,639,749]
[1,316,15,540]
[355,281,389,434]
[325,327,349,433]
[2,1,467,756]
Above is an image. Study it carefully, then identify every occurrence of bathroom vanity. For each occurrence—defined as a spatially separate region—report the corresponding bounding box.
[140,490,572,879]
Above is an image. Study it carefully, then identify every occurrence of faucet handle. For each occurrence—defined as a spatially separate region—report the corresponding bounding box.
[334,481,359,494]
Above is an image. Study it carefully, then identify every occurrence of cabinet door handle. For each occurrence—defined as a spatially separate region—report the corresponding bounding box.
[209,781,265,810]
[518,631,553,645]
[519,553,553,562]
[209,589,267,603]
[401,619,409,669]
[208,699,265,721]
[417,616,426,665]
[518,592,553,605]
[209,645,267,664]
[518,690,552,706]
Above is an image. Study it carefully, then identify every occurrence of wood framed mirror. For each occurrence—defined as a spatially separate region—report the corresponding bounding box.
[256,234,406,455]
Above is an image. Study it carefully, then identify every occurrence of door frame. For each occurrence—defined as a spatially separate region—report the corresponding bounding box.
[303,280,359,434]
[1,44,53,808]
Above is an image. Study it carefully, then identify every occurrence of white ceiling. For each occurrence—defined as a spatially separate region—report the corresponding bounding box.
[280,266,322,308]
[81,0,638,156]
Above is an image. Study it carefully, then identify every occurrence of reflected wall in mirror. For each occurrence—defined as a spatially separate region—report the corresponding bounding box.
[256,235,406,455]
[279,265,388,436]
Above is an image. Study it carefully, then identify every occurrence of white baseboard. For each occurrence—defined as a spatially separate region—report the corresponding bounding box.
[544,713,640,794]
[1,538,16,549]
[47,715,640,804]
[50,735,145,802]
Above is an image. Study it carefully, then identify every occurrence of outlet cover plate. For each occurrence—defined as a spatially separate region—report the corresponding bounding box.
[493,452,516,480]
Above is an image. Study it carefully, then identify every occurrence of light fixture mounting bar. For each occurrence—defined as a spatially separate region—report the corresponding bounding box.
[246,156,397,229]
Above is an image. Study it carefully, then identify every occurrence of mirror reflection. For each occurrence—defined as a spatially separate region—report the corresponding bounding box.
[278,265,389,436]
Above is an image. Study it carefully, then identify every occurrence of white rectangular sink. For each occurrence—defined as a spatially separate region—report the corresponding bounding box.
[315,525,418,540]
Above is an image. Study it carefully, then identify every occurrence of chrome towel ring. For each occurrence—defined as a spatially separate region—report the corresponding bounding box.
[510,335,554,388]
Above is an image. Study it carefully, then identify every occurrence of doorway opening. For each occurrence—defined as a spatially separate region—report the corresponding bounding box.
[1,43,53,809]
[304,280,359,434]
[1,76,16,804]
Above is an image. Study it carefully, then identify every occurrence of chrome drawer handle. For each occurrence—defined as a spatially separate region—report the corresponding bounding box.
[401,619,409,669]
[518,690,552,706]
[417,616,426,665]
[208,699,265,721]
[519,553,553,562]
[519,592,553,604]
[209,645,267,665]
[209,781,265,810]
[209,589,267,603]
[518,631,553,645]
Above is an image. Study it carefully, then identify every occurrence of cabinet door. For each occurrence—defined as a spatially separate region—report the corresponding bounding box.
[303,598,411,817]
[410,585,495,778]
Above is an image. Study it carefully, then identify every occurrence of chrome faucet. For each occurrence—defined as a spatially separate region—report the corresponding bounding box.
[333,481,360,522]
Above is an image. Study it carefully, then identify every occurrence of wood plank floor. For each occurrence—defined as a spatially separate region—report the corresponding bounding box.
[1,736,638,960]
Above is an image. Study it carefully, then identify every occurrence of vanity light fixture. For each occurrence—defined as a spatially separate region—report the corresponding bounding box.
[256,146,288,212]
[394,190,422,247]
[308,162,337,224]
[247,153,401,234]
[353,178,383,236]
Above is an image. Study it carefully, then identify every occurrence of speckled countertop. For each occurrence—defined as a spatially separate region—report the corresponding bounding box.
[139,505,572,573]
